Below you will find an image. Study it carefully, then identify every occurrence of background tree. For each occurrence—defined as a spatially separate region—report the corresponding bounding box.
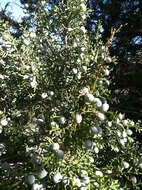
[87,0,142,120]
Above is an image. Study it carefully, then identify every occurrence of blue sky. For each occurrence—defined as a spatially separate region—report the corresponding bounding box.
[0,0,25,21]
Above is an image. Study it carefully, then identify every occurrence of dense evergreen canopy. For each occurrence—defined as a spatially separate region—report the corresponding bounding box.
[0,0,142,189]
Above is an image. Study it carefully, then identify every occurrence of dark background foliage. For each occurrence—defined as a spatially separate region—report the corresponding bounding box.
[87,0,142,121]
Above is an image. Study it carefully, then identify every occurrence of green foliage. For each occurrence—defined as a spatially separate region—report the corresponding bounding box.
[0,0,142,189]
